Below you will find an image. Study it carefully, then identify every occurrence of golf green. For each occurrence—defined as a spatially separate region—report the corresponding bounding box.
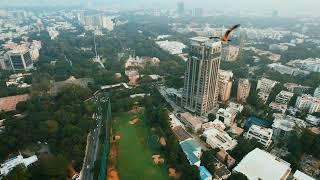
[113,112,169,180]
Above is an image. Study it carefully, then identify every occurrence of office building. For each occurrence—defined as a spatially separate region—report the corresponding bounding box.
[244,125,273,147]
[237,79,250,103]
[217,70,233,102]
[233,148,291,180]
[295,94,320,114]
[182,37,222,115]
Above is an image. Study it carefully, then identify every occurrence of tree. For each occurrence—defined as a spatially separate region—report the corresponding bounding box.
[200,149,219,174]
[229,172,249,180]
[3,165,30,180]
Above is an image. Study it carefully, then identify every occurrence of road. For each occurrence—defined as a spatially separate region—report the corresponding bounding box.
[80,94,105,180]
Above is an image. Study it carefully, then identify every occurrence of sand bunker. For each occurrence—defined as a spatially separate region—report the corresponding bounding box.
[159,137,166,146]
[152,154,164,164]
[129,118,139,125]
[107,168,119,180]
[168,168,180,179]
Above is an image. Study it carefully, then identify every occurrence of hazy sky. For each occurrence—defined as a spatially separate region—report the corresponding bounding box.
[0,0,320,17]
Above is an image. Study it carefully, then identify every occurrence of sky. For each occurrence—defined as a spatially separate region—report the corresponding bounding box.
[0,0,320,17]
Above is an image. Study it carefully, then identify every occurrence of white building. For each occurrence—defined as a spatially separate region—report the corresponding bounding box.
[306,115,320,126]
[216,108,237,127]
[156,40,186,55]
[275,91,294,105]
[269,44,289,52]
[314,86,320,98]
[287,58,320,73]
[203,128,237,151]
[256,78,278,103]
[233,148,291,180]
[272,118,296,140]
[0,154,38,176]
[293,170,315,180]
[295,94,320,114]
[244,125,273,147]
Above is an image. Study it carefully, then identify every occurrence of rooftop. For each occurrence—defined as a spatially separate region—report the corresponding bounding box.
[0,94,29,112]
[180,139,201,165]
[180,112,203,127]
[199,166,212,180]
[293,170,315,180]
[233,148,291,180]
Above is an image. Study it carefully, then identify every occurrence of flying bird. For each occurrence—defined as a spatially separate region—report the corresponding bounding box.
[210,24,240,43]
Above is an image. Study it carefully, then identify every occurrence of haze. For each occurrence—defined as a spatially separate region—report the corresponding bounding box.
[0,0,320,17]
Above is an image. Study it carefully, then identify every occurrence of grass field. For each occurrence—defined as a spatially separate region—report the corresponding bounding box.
[113,111,169,180]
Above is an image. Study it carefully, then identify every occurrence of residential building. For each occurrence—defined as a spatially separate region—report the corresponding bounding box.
[199,166,212,180]
[233,148,291,180]
[216,108,237,127]
[269,102,288,114]
[287,58,320,73]
[228,102,244,113]
[237,79,250,103]
[203,128,237,151]
[272,118,295,141]
[217,70,233,102]
[269,44,289,52]
[0,154,38,176]
[256,78,277,103]
[268,63,309,76]
[202,119,226,131]
[284,83,311,95]
[216,149,236,168]
[0,94,30,112]
[295,94,320,114]
[179,112,203,132]
[275,91,294,105]
[180,139,202,166]
[222,45,239,62]
[182,37,222,115]
[244,125,273,147]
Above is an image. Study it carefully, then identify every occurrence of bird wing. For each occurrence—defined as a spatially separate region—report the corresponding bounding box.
[223,24,240,41]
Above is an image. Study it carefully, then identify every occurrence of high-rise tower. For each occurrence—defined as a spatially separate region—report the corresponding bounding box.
[182,37,222,116]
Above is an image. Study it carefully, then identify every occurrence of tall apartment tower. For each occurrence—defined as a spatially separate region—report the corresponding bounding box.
[237,79,251,103]
[182,37,222,116]
[217,70,233,102]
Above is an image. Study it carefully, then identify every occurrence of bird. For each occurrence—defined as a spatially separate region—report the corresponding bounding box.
[209,24,240,43]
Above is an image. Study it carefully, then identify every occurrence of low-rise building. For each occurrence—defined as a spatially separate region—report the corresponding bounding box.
[203,128,237,151]
[293,170,315,180]
[295,94,320,114]
[216,108,237,127]
[179,112,203,132]
[233,148,291,180]
[268,63,309,76]
[272,118,296,141]
[284,83,311,95]
[269,102,288,114]
[216,149,236,168]
[306,115,320,126]
[0,94,30,112]
[202,119,226,131]
[244,125,273,147]
[180,139,202,166]
[314,86,320,98]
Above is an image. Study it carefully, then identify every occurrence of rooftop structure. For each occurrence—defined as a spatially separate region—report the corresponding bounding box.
[180,139,202,166]
[233,148,291,180]
[0,94,29,112]
[172,126,192,142]
[216,149,236,167]
[202,119,226,131]
[203,128,237,151]
[156,40,186,55]
[244,125,273,147]
[179,112,203,132]
[0,154,38,176]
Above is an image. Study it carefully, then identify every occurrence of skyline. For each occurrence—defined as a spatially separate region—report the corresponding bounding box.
[0,0,320,17]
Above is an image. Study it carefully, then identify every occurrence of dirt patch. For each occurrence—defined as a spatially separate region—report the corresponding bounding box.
[129,118,139,125]
[115,135,121,140]
[107,168,119,180]
[168,168,181,179]
[152,154,164,164]
[151,127,156,131]
[129,106,144,113]
[159,137,166,146]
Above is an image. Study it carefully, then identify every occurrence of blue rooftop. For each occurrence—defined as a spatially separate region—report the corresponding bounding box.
[199,166,212,180]
[244,116,272,129]
[180,139,201,165]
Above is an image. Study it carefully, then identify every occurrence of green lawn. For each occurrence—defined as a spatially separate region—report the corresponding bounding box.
[113,112,169,180]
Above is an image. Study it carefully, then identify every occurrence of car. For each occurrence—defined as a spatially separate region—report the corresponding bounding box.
[86,165,90,169]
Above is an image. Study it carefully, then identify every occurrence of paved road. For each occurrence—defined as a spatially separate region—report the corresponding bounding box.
[81,95,104,180]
